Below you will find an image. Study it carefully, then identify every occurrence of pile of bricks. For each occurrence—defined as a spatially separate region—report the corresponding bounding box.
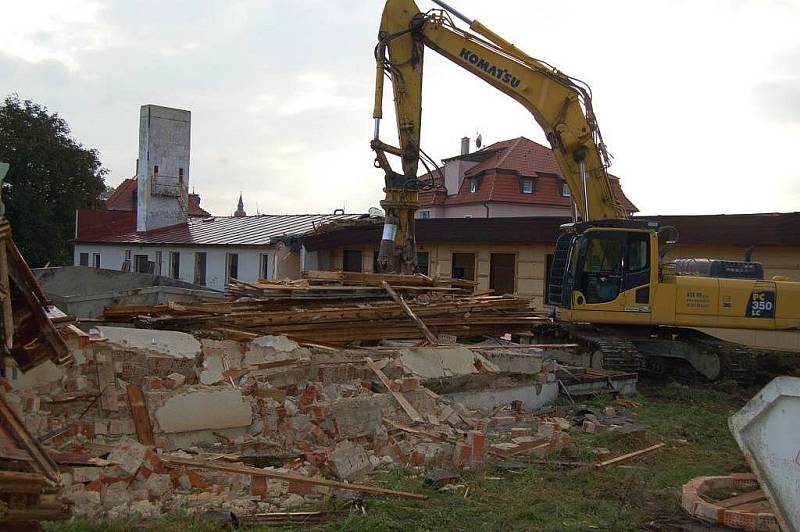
[3,325,567,519]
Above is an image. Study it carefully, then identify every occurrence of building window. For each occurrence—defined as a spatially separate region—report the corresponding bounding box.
[169,252,180,279]
[561,181,571,197]
[195,252,207,285]
[469,178,480,193]
[343,250,363,272]
[260,254,270,280]
[155,251,162,276]
[521,178,534,194]
[134,254,149,274]
[79,253,89,267]
[226,253,239,283]
[153,165,159,176]
[417,252,429,276]
[451,253,476,281]
[418,210,431,219]
[92,253,101,269]
[490,253,516,295]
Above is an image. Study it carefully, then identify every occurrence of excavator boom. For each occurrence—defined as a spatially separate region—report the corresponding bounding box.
[371,0,627,273]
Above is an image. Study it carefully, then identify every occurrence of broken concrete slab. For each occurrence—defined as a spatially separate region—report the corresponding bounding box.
[444,381,558,411]
[328,443,373,480]
[107,438,148,476]
[95,326,201,385]
[480,349,544,375]
[398,347,499,380]
[154,387,252,433]
[96,326,201,359]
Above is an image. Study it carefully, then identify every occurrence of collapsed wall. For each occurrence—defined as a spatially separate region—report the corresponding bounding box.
[6,326,570,517]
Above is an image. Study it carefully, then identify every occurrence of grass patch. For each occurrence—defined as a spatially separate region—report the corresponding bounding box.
[45,379,754,531]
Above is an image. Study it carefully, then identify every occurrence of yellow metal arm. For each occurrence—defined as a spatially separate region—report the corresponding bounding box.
[373,0,627,225]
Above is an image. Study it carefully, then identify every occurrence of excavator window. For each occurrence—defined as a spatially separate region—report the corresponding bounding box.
[580,232,624,304]
[626,233,649,272]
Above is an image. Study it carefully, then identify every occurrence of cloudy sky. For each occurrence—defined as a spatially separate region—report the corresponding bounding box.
[4,0,799,216]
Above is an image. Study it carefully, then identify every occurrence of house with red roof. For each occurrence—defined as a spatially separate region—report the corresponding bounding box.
[417,136,637,219]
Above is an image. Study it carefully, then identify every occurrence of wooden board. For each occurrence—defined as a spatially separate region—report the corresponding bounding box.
[160,455,426,500]
[126,384,155,446]
[95,353,118,412]
[366,357,424,423]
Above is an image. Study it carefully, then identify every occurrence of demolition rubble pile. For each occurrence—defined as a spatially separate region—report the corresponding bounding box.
[5,324,571,518]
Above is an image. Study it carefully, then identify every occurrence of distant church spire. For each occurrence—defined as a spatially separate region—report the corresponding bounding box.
[234,192,246,217]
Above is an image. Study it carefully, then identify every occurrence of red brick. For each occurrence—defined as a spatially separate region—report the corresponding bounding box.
[187,470,210,489]
[299,384,319,408]
[288,480,317,495]
[467,431,485,464]
[251,475,267,497]
[453,442,472,467]
[400,377,419,392]
[491,416,516,427]
[510,427,530,438]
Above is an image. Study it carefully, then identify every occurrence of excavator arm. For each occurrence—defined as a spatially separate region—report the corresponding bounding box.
[372,0,627,273]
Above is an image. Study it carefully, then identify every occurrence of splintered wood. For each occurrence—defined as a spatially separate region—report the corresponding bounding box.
[102,271,545,346]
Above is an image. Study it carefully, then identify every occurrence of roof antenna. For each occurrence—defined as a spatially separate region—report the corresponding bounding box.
[475,129,483,149]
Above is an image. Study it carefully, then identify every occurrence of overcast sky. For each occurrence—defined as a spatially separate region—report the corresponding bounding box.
[4,0,799,216]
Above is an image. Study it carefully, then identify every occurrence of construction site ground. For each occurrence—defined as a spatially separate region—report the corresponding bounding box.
[43,378,760,532]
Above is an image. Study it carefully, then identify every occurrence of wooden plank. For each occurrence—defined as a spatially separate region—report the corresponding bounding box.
[159,455,426,500]
[125,384,155,446]
[381,281,438,345]
[96,352,118,412]
[718,489,766,508]
[595,443,665,469]
[365,357,424,423]
[0,392,61,484]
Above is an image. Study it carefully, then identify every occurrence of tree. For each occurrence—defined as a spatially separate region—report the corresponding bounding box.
[0,95,108,266]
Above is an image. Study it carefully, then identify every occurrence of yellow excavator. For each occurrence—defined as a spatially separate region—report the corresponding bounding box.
[371,0,800,380]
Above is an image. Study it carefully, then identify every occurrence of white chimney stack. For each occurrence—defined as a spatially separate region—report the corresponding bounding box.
[136,105,191,232]
[460,136,470,156]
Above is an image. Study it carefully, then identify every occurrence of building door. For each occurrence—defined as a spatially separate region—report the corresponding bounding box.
[343,250,363,272]
[226,253,239,282]
[195,252,207,285]
[490,253,516,295]
[134,254,149,273]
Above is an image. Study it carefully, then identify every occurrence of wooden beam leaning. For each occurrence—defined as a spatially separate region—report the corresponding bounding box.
[159,455,427,500]
[125,384,155,446]
[381,281,438,345]
[365,357,424,423]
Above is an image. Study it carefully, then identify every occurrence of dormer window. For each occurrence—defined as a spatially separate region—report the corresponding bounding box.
[561,181,571,197]
[520,178,534,194]
[469,178,480,193]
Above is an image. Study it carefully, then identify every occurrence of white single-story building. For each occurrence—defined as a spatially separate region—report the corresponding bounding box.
[73,211,365,291]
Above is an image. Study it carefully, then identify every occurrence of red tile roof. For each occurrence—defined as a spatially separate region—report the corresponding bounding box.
[420,137,638,213]
[75,209,367,247]
[104,178,138,211]
[103,177,211,217]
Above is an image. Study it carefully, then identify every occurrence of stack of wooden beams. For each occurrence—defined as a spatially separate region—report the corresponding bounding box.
[103,271,544,346]
[226,270,476,299]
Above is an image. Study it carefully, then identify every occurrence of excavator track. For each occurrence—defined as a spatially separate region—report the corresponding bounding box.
[532,323,760,383]
[533,323,644,373]
[666,329,760,383]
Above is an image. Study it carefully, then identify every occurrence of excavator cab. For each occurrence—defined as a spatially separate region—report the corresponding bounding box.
[548,220,660,313]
